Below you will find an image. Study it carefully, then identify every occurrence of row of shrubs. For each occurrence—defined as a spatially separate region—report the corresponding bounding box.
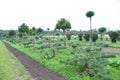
[66,31,120,43]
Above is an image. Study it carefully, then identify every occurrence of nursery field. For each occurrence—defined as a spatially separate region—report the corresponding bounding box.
[0,41,32,80]
[1,23,120,80]
[6,40,120,80]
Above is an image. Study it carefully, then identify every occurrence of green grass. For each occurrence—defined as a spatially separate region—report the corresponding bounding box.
[0,41,32,80]
[107,42,120,47]
[9,41,120,80]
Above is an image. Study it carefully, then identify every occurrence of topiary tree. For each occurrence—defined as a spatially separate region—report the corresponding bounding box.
[86,11,95,42]
[78,32,83,41]
[98,27,107,41]
[92,33,98,42]
[55,18,71,46]
[84,33,90,41]
[66,33,71,40]
[37,27,43,34]
[109,31,119,43]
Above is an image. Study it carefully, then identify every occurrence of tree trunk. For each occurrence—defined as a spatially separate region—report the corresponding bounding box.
[90,17,92,43]
[63,30,66,47]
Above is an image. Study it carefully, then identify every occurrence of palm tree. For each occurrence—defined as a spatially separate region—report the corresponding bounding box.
[86,11,95,42]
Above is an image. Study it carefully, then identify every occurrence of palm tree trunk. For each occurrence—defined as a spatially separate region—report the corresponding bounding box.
[90,17,92,43]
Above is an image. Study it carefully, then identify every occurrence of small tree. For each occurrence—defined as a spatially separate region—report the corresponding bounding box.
[109,31,119,43]
[92,33,98,42]
[37,27,43,34]
[55,18,71,46]
[8,30,16,38]
[78,33,83,41]
[84,33,90,41]
[98,27,106,41]
[18,23,29,35]
[66,33,71,40]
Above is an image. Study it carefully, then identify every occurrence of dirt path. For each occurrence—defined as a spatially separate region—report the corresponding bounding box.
[4,43,66,80]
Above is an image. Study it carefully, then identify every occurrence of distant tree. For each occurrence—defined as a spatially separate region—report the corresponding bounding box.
[86,11,95,42]
[47,28,50,31]
[37,27,43,34]
[8,30,16,37]
[18,23,29,35]
[92,33,98,42]
[78,32,83,41]
[116,30,120,41]
[98,27,107,41]
[66,33,71,40]
[84,33,90,41]
[56,18,71,46]
[29,29,36,35]
[32,27,36,31]
[109,31,119,43]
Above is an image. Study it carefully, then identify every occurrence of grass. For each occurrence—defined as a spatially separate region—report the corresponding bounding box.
[107,42,120,47]
[0,41,32,80]
[8,41,120,80]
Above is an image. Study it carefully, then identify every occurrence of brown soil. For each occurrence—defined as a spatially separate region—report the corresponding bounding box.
[102,47,120,54]
[4,43,66,80]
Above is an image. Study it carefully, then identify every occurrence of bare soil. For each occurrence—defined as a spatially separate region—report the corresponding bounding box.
[4,43,66,80]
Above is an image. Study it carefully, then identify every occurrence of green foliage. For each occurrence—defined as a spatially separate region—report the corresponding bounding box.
[44,47,55,59]
[99,27,107,33]
[92,33,98,42]
[55,18,71,47]
[66,33,72,40]
[56,18,71,32]
[8,30,16,37]
[86,11,95,18]
[109,31,119,43]
[18,33,23,38]
[35,36,39,40]
[78,33,83,41]
[109,60,120,70]
[37,27,43,34]
[61,46,114,79]
[71,44,78,54]
[98,27,107,41]
[18,23,29,35]
[84,33,90,41]
[102,43,110,47]
[8,41,120,80]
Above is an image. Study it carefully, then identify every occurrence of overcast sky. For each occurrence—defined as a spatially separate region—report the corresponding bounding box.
[0,0,120,31]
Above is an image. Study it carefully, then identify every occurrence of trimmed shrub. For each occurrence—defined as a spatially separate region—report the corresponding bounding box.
[78,33,83,41]
[66,33,71,40]
[92,33,98,42]
[109,31,119,43]
[84,33,90,41]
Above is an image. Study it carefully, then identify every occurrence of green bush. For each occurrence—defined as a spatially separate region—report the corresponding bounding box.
[66,33,71,40]
[78,33,83,41]
[61,46,114,79]
[109,31,119,43]
[84,33,90,41]
[92,33,98,42]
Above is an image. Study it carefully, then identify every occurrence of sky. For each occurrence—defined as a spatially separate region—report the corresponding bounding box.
[0,0,120,31]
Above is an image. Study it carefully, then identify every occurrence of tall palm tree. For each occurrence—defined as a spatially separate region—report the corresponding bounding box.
[86,11,95,42]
